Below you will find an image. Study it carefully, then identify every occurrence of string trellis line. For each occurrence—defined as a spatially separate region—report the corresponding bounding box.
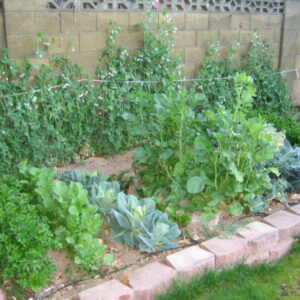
[0,68,299,99]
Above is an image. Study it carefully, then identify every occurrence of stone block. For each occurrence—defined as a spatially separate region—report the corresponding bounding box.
[186,14,208,30]
[184,63,196,78]
[130,12,158,29]
[283,29,300,44]
[209,14,231,30]
[292,79,300,106]
[237,221,279,254]
[158,12,185,29]
[296,55,300,68]
[269,238,293,262]
[174,31,196,47]
[260,30,276,43]
[201,236,248,269]
[68,52,99,75]
[5,12,35,35]
[285,1,300,29]
[79,32,107,52]
[217,45,229,58]
[231,14,250,30]
[171,47,185,60]
[6,35,36,57]
[268,15,283,29]
[250,15,269,30]
[197,30,218,46]
[97,12,130,31]
[116,31,143,49]
[219,30,239,43]
[246,251,269,266]
[282,43,300,57]
[166,246,215,279]
[0,15,6,48]
[61,12,97,33]
[128,262,177,300]
[263,210,300,241]
[47,33,79,54]
[168,13,185,30]
[239,30,252,43]
[281,56,296,69]
[184,47,206,63]
[34,12,61,34]
[237,44,250,57]
[28,57,49,69]
[4,0,44,11]
[175,31,196,47]
[0,290,6,300]
[288,204,300,216]
[270,44,280,58]
[76,280,134,300]
[274,30,282,43]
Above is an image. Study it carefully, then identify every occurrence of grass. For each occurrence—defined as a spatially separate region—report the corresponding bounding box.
[157,238,300,300]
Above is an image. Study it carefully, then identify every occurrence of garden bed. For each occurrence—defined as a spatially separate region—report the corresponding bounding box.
[34,150,300,300]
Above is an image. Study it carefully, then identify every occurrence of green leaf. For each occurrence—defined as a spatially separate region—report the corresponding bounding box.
[227,162,244,183]
[159,149,174,160]
[68,205,79,215]
[186,176,206,194]
[133,147,146,159]
[228,201,244,216]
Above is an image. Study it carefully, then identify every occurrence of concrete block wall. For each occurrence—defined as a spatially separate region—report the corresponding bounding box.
[1,0,299,103]
[0,9,6,48]
[281,0,300,105]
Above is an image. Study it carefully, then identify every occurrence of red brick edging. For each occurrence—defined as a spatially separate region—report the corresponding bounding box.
[2,205,300,300]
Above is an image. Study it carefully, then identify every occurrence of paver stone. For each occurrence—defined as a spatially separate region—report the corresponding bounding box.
[201,236,248,269]
[128,262,177,300]
[166,245,215,279]
[76,279,134,300]
[237,221,279,253]
[263,210,300,241]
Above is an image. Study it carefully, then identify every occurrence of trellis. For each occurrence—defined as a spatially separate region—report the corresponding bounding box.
[46,0,286,14]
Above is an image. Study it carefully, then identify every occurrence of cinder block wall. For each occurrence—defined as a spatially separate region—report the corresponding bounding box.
[0,7,6,48]
[1,0,300,103]
[281,0,300,105]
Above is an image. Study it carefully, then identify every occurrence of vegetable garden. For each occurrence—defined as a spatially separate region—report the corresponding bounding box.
[1,11,300,299]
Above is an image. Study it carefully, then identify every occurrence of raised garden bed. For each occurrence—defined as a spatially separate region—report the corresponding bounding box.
[12,150,298,300]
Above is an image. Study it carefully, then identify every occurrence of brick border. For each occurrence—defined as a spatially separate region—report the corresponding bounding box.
[1,204,300,300]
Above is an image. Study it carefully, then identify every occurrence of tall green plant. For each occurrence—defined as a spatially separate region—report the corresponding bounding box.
[181,73,285,219]
[193,32,293,114]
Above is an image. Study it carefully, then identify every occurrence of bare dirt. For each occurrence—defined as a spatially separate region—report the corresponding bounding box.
[37,151,300,300]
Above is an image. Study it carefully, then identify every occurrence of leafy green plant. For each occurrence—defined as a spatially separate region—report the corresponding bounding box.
[108,193,181,252]
[180,73,284,219]
[18,164,113,271]
[0,176,55,295]
[0,11,182,173]
[134,73,284,220]
[266,139,300,193]
[132,87,205,197]
[193,32,293,114]
[59,170,181,252]
[249,109,300,146]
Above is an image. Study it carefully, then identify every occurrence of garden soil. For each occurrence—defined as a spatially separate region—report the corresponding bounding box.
[40,151,300,300]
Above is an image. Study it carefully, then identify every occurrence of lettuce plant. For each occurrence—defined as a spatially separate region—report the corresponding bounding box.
[18,164,113,271]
